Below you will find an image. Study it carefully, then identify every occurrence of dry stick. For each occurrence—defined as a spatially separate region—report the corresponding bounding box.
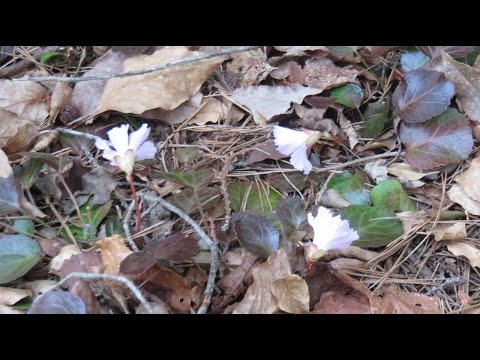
[14,46,261,83]
[123,200,140,252]
[149,182,218,314]
[50,272,154,314]
[0,46,63,78]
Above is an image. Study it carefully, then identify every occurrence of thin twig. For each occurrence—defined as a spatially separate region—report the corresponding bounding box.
[50,272,154,314]
[14,46,261,83]
[123,201,140,252]
[54,127,105,143]
[149,182,218,314]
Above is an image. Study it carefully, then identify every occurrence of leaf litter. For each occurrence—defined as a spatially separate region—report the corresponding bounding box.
[3,45,480,314]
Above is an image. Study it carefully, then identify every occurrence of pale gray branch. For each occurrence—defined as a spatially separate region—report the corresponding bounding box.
[14,46,261,83]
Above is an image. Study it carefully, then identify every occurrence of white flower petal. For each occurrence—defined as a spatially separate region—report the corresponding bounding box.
[290,144,312,175]
[308,207,359,252]
[128,124,151,152]
[135,141,157,161]
[101,148,118,165]
[107,124,130,156]
[273,126,309,156]
[95,137,112,151]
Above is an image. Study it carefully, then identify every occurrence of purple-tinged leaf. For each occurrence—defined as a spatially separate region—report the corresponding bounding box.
[399,108,473,170]
[393,69,455,123]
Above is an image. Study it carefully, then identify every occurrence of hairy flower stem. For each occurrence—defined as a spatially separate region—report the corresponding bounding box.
[128,173,141,234]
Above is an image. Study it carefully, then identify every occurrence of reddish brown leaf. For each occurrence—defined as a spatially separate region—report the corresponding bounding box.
[393,69,455,123]
[137,264,191,313]
[120,252,156,277]
[303,58,359,90]
[244,140,286,165]
[371,286,439,314]
[399,108,473,170]
[312,291,371,314]
[70,280,100,314]
[150,233,199,262]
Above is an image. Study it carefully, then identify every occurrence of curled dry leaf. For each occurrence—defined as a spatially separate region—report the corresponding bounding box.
[448,184,480,216]
[271,274,309,314]
[233,249,291,314]
[364,159,388,183]
[95,235,133,275]
[317,189,352,209]
[49,82,72,118]
[231,84,324,124]
[96,46,223,115]
[0,287,32,306]
[396,211,430,233]
[49,245,81,274]
[328,258,368,270]
[0,108,39,154]
[0,79,49,123]
[189,98,228,125]
[0,149,12,178]
[431,222,467,241]
[447,241,480,268]
[454,157,480,203]
[338,112,359,149]
[387,162,438,181]
[442,52,480,122]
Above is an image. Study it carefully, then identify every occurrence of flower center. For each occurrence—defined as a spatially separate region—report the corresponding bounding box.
[114,149,136,174]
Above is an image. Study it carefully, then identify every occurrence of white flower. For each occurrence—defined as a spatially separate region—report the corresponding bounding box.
[273,125,321,175]
[305,206,359,262]
[95,123,156,174]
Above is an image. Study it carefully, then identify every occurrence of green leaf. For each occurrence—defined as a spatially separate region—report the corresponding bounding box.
[360,100,390,138]
[0,177,22,215]
[228,182,282,214]
[331,84,363,108]
[401,50,430,72]
[14,159,43,189]
[39,51,65,64]
[13,219,35,236]
[371,179,416,212]
[232,212,279,259]
[153,169,212,189]
[275,198,309,234]
[267,173,310,192]
[341,206,404,248]
[65,198,112,242]
[105,215,126,237]
[174,148,200,163]
[0,234,42,284]
[168,187,221,214]
[28,291,86,314]
[327,171,371,205]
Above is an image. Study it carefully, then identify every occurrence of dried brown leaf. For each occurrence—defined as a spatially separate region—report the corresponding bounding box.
[442,52,480,122]
[338,112,359,149]
[49,82,72,118]
[317,189,351,209]
[432,222,467,241]
[0,79,49,123]
[137,264,191,313]
[387,162,438,181]
[20,280,57,299]
[371,286,439,314]
[244,140,286,165]
[312,291,371,314]
[71,50,129,116]
[149,233,199,262]
[140,92,203,123]
[271,274,309,314]
[231,84,324,124]
[49,245,81,274]
[455,157,480,203]
[227,49,274,87]
[0,108,39,154]
[189,98,228,125]
[95,235,133,275]
[364,159,388,183]
[233,249,291,314]
[70,279,100,314]
[0,287,31,306]
[82,167,118,206]
[303,58,359,89]
[448,184,480,216]
[447,241,480,268]
[97,46,222,115]
[0,149,12,178]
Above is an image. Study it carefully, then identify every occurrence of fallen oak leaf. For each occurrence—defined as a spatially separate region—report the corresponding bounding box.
[232,249,291,314]
[448,184,480,216]
[271,274,309,314]
[447,241,480,268]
